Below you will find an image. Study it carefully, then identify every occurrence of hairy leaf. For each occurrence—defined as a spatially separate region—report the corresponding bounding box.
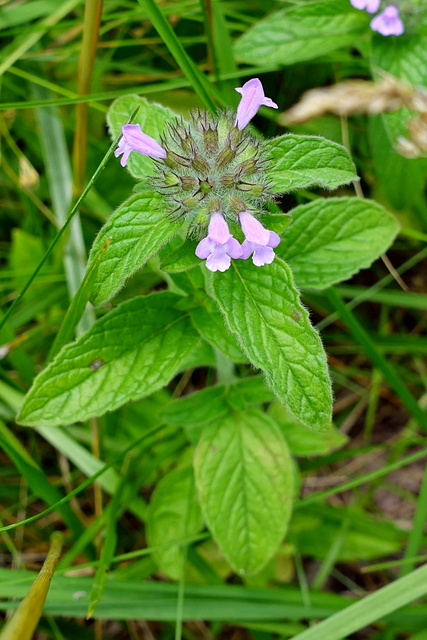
[266,135,358,193]
[17,293,198,427]
[194,409,294,575]
[212,259,332,430]
[279,198,400,290]
[147,466,203,579]
[88,192,180,306]
[107,95,177,181]
[234,0,367,67]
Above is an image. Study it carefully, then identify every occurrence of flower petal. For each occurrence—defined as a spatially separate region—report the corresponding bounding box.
[234,78,278,130]
[268,231,281,248]
[239,211,271,245]
[208,211,231,244]
[226,237,243,259]
[195,237,213,259]
[121,124,167,158]
[240,240,254,260]
[252,245,275,267]
[206,250,232,272]
[370,6,404,36]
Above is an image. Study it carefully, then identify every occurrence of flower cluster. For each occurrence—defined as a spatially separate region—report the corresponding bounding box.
[115,78,281,272]
[350,1,404,35]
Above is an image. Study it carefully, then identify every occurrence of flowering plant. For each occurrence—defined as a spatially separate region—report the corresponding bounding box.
[17,78,399,574]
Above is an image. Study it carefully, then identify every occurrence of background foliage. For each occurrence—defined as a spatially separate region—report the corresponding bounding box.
[1,0,427,638]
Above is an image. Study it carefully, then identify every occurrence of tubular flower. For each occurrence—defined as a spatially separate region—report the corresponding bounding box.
[195,212,242,272]
[235,78,278,131]
[370,5,404,35]
[239,211,280,267]
[114,124,167,166]
[350,0,380,12]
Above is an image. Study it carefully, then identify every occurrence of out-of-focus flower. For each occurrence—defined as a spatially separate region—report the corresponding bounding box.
[350,0,380,12]
[370,5,404,35]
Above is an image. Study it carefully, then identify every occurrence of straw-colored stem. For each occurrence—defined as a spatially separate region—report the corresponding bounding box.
[73,0,104,192]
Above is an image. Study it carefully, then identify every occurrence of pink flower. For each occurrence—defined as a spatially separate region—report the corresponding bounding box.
[195,212,242,272]
[114,124,167,166]
[350,0,380,12]
[239,211,280,267]
[370,5,404,35]
[234,78,278,131]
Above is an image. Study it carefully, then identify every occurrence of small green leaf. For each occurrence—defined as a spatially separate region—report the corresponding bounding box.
[88,192,180,306]
[268,402,347,457]
[107,95,177,181]
[160,238,201,273]
[279,198,400,290]
[190,303,247,363]
[17,292,198,427]
[265,135,358,193]
[162,386,229,429]
[212,259,332,430]
[234,0,367,67]
[194,409,294,575]
[146,466,204,579]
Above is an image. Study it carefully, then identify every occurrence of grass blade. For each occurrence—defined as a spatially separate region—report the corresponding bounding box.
[136,0,219,111]
[291,562,427,640]
[325,287,427,432]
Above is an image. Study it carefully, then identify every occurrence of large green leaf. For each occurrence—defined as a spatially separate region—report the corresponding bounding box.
[265,135,357,193]
[194,409,294,575]
[107,94,177,181]
[17,293,198,427]
[212,259,332,430]
[279,198,399,290]
[146,466,203,579]
[88,192,180,306]
[234,0,367,67]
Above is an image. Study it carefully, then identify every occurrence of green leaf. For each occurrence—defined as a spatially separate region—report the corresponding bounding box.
[290,504,402,562]
[107,95,177,181]
[279,198,400,290]
[212,259,332,430]
[88,192,180,306]
[265,135,358,193]
[162,386,229,429]
[17,292,198,427]
[146,466,204,579]
[190,303,247,363]
[234,0,367,67]
[268,402,347,457]
[160,238,201,273]
[194,409,294,575]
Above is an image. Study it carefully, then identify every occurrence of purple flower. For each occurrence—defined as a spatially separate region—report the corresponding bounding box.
[370,5,404,35]
[239,211,280,267]
[114,124,167,167]
[350,0,380,12]
[195,212,242,272]
[235,78,279,131]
